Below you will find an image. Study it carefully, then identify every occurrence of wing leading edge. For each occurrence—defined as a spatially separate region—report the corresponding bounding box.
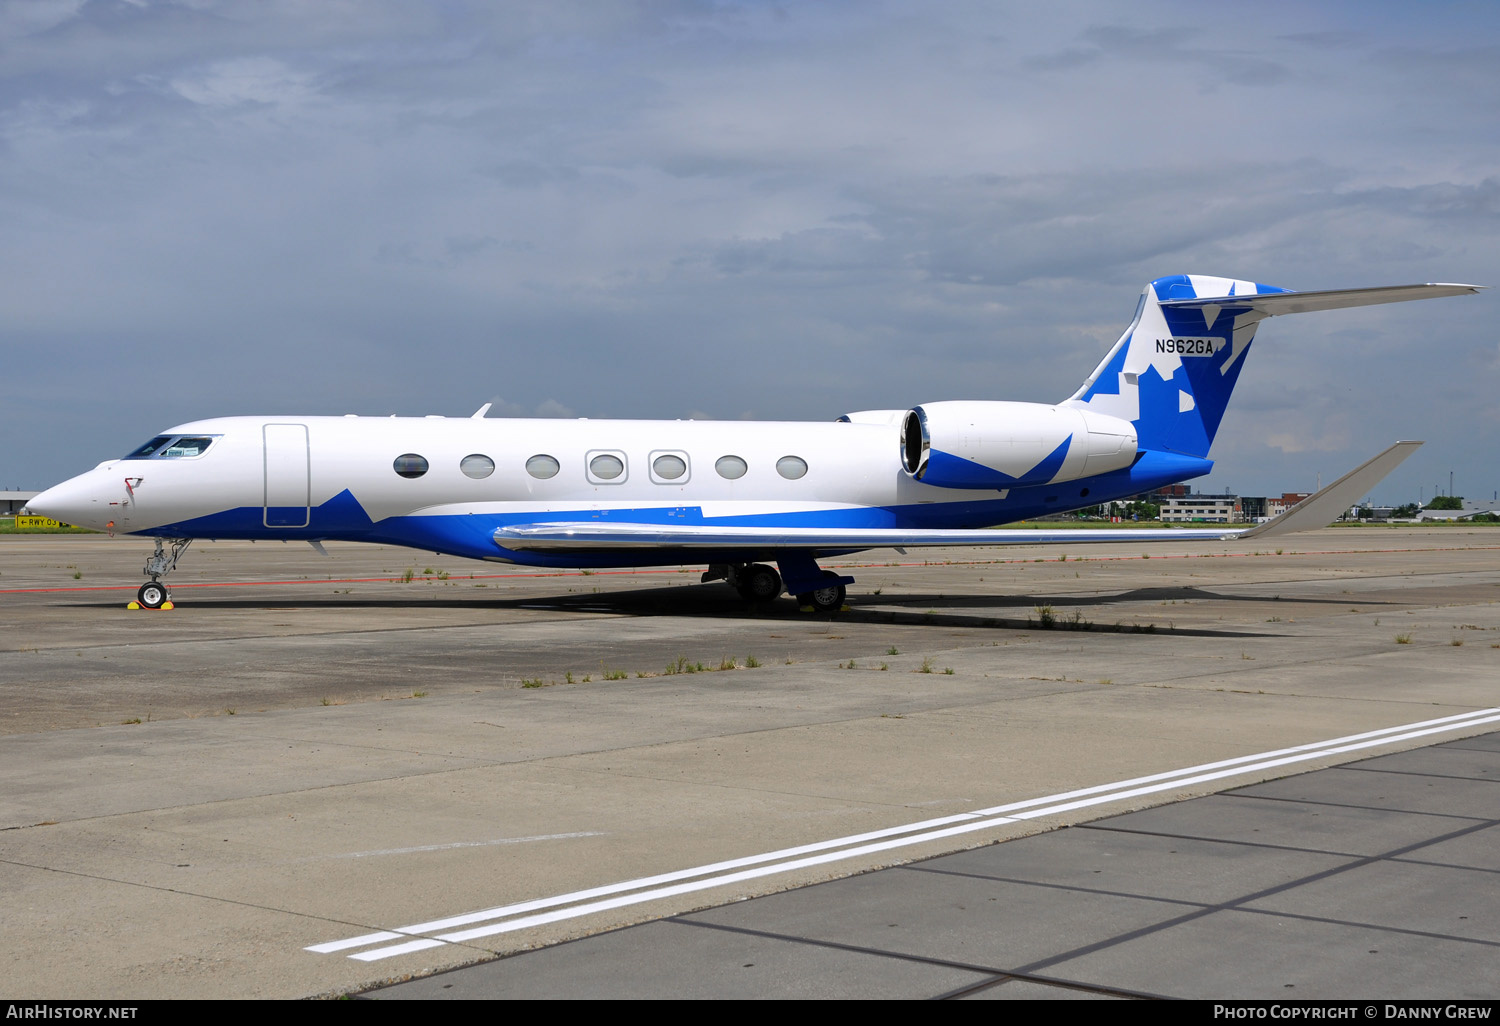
[494,442,1422,553]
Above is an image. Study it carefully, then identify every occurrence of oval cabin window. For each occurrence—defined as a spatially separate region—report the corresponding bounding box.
[652,454,687,480]
[775,455,808,480]
[715,455,748,480]
[589,454,625,480]
[460,454,495,479]
[525,454,560,479]
[393,453,429,479]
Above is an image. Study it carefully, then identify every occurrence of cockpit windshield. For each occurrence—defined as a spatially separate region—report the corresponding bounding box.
[123,435,217,459]
[124,436,172,459]
[162,437,214,457]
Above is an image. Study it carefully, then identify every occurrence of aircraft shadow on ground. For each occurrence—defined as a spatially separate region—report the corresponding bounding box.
[58,580,1374,638]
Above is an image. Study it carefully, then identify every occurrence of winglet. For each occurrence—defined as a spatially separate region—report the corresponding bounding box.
[1239,441,1423,540]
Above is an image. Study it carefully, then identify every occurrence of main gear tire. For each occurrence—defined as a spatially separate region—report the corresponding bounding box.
[736,563,782,602]
[799,572,846,613]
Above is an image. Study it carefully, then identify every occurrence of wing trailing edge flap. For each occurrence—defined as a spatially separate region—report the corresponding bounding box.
[493,442,1420,552]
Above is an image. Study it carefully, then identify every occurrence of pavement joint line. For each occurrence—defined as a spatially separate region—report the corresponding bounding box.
[1387,855,1500,877]
[1339,765,1499,783]
[672,915,1026,977]
[670,916,1164,1000]
[309,709,1500,961]
[1218,791,1493,821]
[1080,822,1399,859]
[1008,812,1500,978]
[911,853,1500,943]
[903,864,1228,911]
[0,855,412,938]
[931,971,1162,1001]
[1226,894,1500,948]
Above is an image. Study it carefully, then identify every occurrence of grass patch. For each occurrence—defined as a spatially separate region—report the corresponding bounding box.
[0,520,97,535]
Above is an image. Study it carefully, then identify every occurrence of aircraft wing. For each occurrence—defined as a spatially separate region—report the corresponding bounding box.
[495,441,1421,552]
[1160,283,1483,317]
[494,522,1241,550]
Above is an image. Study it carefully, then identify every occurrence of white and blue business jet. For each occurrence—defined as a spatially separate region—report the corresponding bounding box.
[31,275,1483,610]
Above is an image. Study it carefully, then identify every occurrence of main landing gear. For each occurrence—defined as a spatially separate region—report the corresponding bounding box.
[137,537,191,609]
[703,557,853,613]
[796,571,847,614]
[704,563,784,603]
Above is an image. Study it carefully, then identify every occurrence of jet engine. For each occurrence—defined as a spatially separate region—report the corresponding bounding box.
[902,401,1137,489]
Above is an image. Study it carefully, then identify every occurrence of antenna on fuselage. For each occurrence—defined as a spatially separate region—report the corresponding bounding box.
[472,402,492,419]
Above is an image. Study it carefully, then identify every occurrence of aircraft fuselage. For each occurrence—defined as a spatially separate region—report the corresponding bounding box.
[39,411,1199,568]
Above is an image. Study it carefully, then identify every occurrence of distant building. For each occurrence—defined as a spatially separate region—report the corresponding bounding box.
[1239,496,1270,521]
[1345,505,1400,521]
[1417,501,1500,521]
[1261,492,1311,519]
[1161,494,1238,523]
[1,491,39,516]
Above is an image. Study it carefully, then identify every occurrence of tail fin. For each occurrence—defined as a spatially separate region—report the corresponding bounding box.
[1065,276,1482,459]
[1066,275,1281,459]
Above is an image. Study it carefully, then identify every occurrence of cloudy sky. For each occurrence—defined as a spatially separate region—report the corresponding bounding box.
[3,0,1496,503]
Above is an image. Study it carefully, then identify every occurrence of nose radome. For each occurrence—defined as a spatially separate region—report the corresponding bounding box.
[28,474,111,530]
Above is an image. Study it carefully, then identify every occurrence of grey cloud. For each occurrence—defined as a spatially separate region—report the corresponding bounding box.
[1,0,1496,505]
[1027,23,1289,86]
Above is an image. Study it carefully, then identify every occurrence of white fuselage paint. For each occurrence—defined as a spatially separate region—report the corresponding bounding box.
[38,411,1092,539]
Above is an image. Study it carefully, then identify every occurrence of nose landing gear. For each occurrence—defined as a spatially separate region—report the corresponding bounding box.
[137,580,169,609]
[136,537,192,609]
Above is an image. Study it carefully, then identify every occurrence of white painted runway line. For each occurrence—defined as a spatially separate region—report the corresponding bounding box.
[306,707,1500,962]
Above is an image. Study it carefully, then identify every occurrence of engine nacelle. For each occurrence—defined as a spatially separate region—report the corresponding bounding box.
[903,401,1137,489]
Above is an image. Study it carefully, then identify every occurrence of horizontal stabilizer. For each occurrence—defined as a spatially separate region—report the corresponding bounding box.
[1239,441,1422,539]
[1161,283,1483,317]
